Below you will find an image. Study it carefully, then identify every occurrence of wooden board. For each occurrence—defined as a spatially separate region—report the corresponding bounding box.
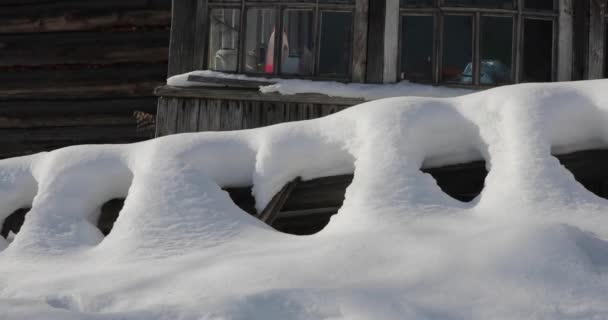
[0,31,169,67]
[0,9,170,34]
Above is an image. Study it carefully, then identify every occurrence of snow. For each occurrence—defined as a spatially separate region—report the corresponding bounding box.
[167,70,475,99]
[2,80,608,319]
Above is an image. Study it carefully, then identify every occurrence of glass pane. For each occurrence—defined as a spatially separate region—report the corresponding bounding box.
[401,0,434,6]
[525,0,554,10]
[318,11,353,76]
[443,0,513,8]
[245,8,277,74]
[282,10,314,75]
[442,15,473,83]
[522,19,553,82]
[207,8,241,72]
[480,16,513,85]
[400,15,434,82]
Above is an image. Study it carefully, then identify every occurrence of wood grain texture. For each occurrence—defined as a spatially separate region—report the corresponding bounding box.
[0,31,169,67]
[0,0,170,159]
[155,85,364,105]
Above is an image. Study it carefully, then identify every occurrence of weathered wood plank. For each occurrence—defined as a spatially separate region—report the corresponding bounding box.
[0,126,149,144]
[186,75,276,88]
[587,0,606,79]
[352,0,369,83]
[0,98,157,116]
[155,85,365,105]
[167,0,197,77]
[155,97,169,137]
[258,178,301,224]
[176,98,200,133]
[0,64,167,100]
[0,31,169,67]
[0,10,170,34]
[0,115,137,129]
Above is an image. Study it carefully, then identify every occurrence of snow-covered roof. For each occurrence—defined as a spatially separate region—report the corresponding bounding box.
[2,79,608,319]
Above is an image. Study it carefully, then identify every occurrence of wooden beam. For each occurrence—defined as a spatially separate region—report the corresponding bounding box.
[0,31,169,67]
[258,177,301,224]
[155,85,365,105]
[557,0,573,81]
[0,10,170,34]
[187,75,276,88]
[167,0,207,76]
[588,0,606,79]
[352,0,369,83]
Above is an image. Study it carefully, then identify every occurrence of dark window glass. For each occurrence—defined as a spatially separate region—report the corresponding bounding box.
[524,0,554,10]
[442,15,473,83]
[400,15,434,82]
[207,8,241,72]
[522,19,553,82]
[282,10,314,75]
[480,16,513,85]
[245,8,277,74]
[318,11,353,76]
[400,0,434,6]
[443,0,513,8]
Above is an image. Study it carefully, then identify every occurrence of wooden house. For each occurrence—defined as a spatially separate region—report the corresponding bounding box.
[150,0,608,235]
[4,0,608,238]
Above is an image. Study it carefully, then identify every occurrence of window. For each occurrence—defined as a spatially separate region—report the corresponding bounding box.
[522,19,553,82]
[245,9,277,74]
[524,0,554,11]
[318,11,353,76]
[208,8,241,72]
[401,0,434,6]
[480,16,513,84]
[442,15,473,83]
[399,0,555,86]
[443,0,514,9]
[207,1,355,79]
[282,10,314,75]
[400,15,434,82]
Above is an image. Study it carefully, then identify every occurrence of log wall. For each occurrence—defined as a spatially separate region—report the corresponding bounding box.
[0,0,171,159]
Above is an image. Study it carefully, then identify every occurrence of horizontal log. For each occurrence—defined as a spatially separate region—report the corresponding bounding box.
[0,98,158,116]
[0,126,149,144]
[0,0,159,10]
[187,75,276,89]
[155,85,365,106]
[0,31,169,67]
[0,115,138,129]
[0,10,170,34]
[0,63,167,99]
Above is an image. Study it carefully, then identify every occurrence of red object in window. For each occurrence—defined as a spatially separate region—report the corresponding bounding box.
[265,28,289,74]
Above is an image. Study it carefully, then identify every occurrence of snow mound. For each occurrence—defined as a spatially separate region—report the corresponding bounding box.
[2,80,608,319]
[167,70,475,99]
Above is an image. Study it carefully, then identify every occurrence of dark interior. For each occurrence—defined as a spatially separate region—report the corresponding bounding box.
[3,149,608,239]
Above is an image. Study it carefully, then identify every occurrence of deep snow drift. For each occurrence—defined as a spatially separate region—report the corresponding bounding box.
[2,80,608,319]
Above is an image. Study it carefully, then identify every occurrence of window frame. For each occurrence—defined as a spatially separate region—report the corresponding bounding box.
[399,0,557,87]
[206,0,356,81]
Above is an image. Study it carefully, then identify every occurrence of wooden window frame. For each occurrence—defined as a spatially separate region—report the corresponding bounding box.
[399,0,558,87]
[206,0,356,81]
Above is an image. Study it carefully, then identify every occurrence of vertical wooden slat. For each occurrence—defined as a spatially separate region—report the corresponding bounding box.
[588,0,606,79]
[155,96,168,137]
[352,0,369,83]
[176,98,200,133]
[168,0,208,77]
